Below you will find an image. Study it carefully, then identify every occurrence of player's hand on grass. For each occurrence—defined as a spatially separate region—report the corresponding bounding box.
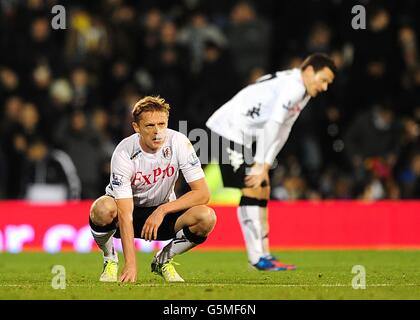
[120,264,137,283]
[141,207,166,241]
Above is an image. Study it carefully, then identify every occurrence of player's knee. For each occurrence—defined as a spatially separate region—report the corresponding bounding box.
[242,187,264,199]
[261,186,271,200]
[90,196,117,226]
[206,207,217,229]
[195,205,217,232]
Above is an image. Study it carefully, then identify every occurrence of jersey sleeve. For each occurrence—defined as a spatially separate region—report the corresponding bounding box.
[254,120,292,166]
[271,82,305,124]
[109,148,134,199]
[175,133,205,183]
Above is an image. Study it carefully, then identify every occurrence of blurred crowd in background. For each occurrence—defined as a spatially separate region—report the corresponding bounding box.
[1,0,420,201]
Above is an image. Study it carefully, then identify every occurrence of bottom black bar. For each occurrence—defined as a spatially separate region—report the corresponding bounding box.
[0,300,415,319]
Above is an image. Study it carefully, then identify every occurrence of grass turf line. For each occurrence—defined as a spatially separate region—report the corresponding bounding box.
[0,250,419,299]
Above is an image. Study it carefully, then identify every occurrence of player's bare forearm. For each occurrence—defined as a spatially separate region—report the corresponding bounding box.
[247,162,271,175]
[160,178,210,215]
[116,198,136,266]
[141,179,209,240]
[260,163,271,173]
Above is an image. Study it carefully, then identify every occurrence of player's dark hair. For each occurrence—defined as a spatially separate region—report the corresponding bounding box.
[300,53,337,75]
[132,95,170,123]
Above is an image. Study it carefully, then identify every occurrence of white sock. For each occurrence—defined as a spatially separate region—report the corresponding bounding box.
[237,205,263,265]
[155,228,200,264]
[91,229,118,262]
[260,206,270,257]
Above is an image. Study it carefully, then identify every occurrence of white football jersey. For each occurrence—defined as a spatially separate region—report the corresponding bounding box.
[105,129,204,207]
[206,68,311,147]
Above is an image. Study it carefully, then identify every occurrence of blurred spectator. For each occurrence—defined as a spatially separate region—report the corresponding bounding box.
[91,108,117,190]
[0,96,24,198]
[322,170,354,199]
[18,16,61,76]
[305,21,332,55]
[0,145,7,199]
[69,66,98,111]
[54,110,106,199]
[399,152,420,199]
[226,1,270,83]
[186,40,239,130]
[344,103,402,167]
[270,154,320,200]
[139,8,163,71]
[2,102,43,198]
[20,138,81,202]
[0,67,20,102]
[179,10,227,74]
[0,96,23,136]
[400,65,420,117]
[65,9,110,69]
[46,78,73,137]
[110,85,142,139]
[108,4,139,64]
[395,118,420,172]
[150,20,190,127]
[351,5,399,108]
[102,59,133,103]
[28,62,52,113]
[318,104,347,172]
[398,25,419,80]
[344,102,403,197]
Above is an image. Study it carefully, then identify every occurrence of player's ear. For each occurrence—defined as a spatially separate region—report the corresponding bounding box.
[307,65,315,76]
[132,121,140,133]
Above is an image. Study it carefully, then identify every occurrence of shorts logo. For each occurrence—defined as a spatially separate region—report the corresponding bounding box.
[226,148,244,172]
[111,173,123,187]
[162,146,172,160]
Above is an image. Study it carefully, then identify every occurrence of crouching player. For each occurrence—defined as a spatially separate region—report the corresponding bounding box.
[89,96,216,283]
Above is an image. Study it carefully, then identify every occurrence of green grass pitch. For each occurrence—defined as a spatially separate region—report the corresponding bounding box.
[0,250,419,299]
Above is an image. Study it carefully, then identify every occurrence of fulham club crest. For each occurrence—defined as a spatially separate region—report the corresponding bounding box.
[162,146,172,160]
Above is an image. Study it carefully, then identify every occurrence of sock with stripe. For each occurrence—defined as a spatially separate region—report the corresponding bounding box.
[155,227,207,264]
[89,217,118,262]
[259,199,271,258]
[237,196,263,265]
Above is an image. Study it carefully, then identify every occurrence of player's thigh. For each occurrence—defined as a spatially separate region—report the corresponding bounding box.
[115,206,168,239]
[174,205,216,231]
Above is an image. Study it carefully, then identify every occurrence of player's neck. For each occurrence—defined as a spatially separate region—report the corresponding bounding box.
[300,69,310,95]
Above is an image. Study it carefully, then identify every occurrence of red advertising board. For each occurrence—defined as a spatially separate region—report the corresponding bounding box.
[1,201,420,252]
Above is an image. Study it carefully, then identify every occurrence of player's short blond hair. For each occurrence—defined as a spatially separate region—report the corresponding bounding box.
[132,95,170,123]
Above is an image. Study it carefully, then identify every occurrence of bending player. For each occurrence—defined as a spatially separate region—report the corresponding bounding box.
[89,96,216,283]
[206,53,336,271]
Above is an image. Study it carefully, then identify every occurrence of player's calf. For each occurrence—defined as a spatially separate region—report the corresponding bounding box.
[152,205,216,282]
[89,196,119,281]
